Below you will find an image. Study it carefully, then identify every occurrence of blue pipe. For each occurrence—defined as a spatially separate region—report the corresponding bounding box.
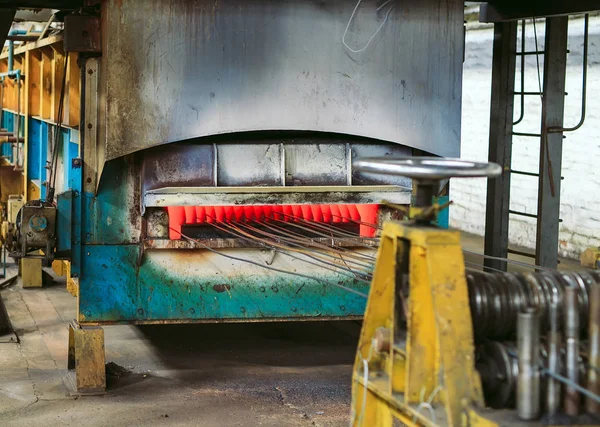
[0,69,20,80]
[2,30,28,81]
[6,29,27,73]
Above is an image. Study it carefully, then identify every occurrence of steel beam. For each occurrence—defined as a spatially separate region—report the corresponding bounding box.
[481,1,600,23]
[536,17,568,269]
[484,21,517,272]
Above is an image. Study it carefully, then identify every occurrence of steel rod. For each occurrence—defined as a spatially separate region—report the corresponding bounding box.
[546,301,561,415]
[564,285,580,415]
[517,308,541,420]
[513,20,526,126]
[548,14,588,133]
[587,283,600,414]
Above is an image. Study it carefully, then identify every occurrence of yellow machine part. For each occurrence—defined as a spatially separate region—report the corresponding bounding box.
[351,220,494,427]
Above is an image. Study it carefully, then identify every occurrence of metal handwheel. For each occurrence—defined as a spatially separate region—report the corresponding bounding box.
[354,156,501,219]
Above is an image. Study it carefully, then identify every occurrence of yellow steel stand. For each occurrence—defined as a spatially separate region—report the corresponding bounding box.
[350,157,502,427]
[20,257,43,288]
[67,321,106,394]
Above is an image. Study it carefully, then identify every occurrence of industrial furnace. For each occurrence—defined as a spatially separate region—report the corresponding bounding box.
[2,0,465,392]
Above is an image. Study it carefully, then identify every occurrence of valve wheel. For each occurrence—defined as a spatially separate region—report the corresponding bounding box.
[354,157,502,181]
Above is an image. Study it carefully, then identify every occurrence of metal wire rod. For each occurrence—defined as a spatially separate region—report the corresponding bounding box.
[231,224,374,280]
[506,349,600,404]
[462,249,557,272]
[206,219,375,280]
[513,20,526,126]
[264,217,380,252]
[274,211,366,239]
[206,220,372,281]
[254,219,378,261]
[464,261,507,275]
[227,220,375,271]
[171,227,369,299]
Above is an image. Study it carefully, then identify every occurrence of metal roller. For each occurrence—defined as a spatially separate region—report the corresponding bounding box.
[564,285,580,415]
[517,309,541,420]
[466,269,597,340]
[546,301,562,416]
[476,341,587,410]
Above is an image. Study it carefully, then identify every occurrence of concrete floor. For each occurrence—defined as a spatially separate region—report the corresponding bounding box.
[0,233,586,426]
[0,268,360,427]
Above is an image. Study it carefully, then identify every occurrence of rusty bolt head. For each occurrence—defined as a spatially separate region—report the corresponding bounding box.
[373,327,391,353]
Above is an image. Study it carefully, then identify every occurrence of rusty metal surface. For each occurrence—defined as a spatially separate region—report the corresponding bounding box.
[141,139,412,193]
[143,185,411,207]
[101,0,463,161]
[78,245,370,322]
[144,237,379,250]
[64,15,101,53]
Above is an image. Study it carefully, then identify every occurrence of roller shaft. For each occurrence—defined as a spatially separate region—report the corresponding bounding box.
[546,302,561,415]
[517,309,541,420]
[564,286,580,415]
[587,283,600,414]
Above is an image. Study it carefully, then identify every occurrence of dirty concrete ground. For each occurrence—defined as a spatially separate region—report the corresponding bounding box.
[0,269,360,427]
[0,233,583,427]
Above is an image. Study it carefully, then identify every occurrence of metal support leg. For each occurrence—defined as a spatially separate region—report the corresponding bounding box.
[536,17,568,269]
[485,22,517,272]
[20,258,43,288]
[67,321,106,394]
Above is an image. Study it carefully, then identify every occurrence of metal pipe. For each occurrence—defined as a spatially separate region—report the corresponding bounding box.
[513,20,526,126]
[0,69,21,80]
[548,14,589,133]
[564,285,580,415]
[587,283,600,414]
[517,308,541,420]
[7,41,13,73]
[546,301,561,415]
[15,75,21,166]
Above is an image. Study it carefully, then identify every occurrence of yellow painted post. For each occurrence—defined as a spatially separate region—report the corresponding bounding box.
[20,257,43,288]
[68,322,106,394]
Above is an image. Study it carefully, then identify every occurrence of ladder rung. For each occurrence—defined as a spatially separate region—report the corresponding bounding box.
[507,248,536,258]
[513,91,568,96]
[511,170,538,177]
[515,51,545,56]
[512,132,541,138]
[509,210,537,219]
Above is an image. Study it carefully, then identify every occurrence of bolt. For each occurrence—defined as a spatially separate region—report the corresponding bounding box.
[373,327,391,353]
[87,123,92,129]
[88,69,94,75]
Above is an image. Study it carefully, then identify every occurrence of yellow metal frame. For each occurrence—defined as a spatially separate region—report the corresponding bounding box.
[351,220,495,426]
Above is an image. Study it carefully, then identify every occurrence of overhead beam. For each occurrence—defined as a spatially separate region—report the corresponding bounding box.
[0,8,16,49]
[481,0,600,22]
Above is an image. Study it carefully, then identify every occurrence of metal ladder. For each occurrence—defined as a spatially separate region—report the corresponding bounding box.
[484,15,588,271]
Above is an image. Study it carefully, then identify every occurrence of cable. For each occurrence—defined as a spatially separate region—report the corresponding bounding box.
[47,53,69,202]
[462,249,558,272]
[205,219,373,282]
[171,227,369,299]
[342,0,395,54]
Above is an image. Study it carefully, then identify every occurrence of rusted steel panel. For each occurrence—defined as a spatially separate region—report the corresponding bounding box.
[78,245,370,323]
[140,139,413,193]
[101,0,463,161]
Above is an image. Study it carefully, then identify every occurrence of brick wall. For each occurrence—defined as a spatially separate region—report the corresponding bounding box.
[451,16,600,259]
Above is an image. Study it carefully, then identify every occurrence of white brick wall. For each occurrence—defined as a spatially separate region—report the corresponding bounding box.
[451,16,600,259]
